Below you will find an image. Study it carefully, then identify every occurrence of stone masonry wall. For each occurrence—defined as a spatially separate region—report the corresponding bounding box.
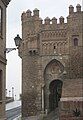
[19,4,83,119]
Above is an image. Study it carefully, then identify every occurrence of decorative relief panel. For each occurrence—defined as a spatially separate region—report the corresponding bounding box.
[42,41,68,55]
[50,63,62,74]
[44,60,64,82]
[28,36,38,49]
[41,30,67,40]
[69,47,83,78]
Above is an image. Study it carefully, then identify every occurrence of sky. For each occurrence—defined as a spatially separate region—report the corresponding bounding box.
[6,0,83,99]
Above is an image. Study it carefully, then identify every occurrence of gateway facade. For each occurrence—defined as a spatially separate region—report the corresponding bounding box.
[18,4,83,119]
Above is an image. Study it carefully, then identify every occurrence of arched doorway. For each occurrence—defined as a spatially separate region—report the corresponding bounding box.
[49,79,63,112]
[43,59,64,113]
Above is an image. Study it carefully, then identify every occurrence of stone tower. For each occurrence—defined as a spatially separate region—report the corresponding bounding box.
[18,5,83,119]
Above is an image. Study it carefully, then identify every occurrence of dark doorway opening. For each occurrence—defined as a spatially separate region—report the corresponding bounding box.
[49,80,63,112]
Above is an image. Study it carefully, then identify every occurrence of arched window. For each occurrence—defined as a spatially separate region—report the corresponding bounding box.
[74,38,78,46]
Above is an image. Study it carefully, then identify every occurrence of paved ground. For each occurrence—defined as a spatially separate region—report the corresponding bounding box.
[6,106,21,120]
[6,100,21,110]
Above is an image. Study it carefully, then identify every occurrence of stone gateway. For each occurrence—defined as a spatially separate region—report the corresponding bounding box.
[18,4,83,120]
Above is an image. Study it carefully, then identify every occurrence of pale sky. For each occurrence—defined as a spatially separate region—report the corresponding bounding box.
[6,0,83,99]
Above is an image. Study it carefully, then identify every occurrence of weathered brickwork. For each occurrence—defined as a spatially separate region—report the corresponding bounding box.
[18,4,83,119]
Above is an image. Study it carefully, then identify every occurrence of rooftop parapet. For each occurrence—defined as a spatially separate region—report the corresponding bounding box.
[21,5,82,24]
[26,9,32,17]
[33,8,39,17]
[21,10,32,21]
[39,17,43,24]
[44,17,50,25]
[76,4,81,12]
[21,8,39,21]
[69,5,74,14]
[59,16,64,24]
[52,17,57,24]
[21,11,27,20]
[69,4,81,14]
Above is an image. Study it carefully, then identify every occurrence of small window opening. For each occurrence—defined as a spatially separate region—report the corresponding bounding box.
[54,46,57,54]
[54,46,56,49]
[74,38,78,46]
[29,50,32,55]
[33,50,36,53]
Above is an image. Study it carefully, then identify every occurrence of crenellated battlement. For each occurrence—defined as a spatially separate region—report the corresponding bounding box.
[21,4,82,26]
[19,3,83,119]
[21,4,83,53]
[21,4,82,41]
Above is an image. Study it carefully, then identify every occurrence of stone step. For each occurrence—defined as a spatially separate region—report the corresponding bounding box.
[42,109,59,120]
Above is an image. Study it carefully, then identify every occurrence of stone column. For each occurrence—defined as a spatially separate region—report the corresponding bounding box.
[41,86,44,112]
